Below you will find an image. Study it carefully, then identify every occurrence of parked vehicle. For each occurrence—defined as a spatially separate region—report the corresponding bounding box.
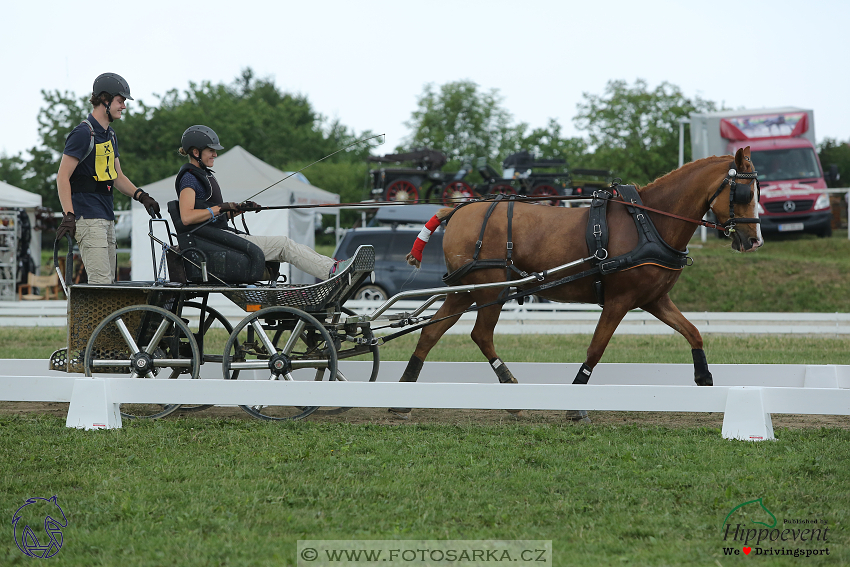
[475,151,570,205]
[690,108,837,237]
[366,149,475,205]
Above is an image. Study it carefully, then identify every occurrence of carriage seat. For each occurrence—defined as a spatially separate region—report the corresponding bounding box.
[166,200,280,284]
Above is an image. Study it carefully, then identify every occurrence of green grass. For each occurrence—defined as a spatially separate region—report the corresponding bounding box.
[671,230,850,312]
[9,233,848,565]
[1,417,847,566]
[5,328,850,365]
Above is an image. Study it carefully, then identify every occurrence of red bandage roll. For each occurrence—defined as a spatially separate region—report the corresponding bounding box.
[410,215,442,263]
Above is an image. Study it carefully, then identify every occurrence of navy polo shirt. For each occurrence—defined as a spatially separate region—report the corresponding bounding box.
[63,114,120,221]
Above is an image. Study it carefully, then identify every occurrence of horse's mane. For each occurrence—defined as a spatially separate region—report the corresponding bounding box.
[635,155,731,195]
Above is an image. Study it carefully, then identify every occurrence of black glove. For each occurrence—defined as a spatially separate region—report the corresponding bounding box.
[135,189,161,219]
[56,212,76,241]
[219,202,239,220]
[239,200,262,213]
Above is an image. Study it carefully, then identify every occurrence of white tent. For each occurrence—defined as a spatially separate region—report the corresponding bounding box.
[131,146,339,283]
[0,180,42,275]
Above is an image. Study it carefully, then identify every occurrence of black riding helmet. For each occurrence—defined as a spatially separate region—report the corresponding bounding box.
[93,72,132,122]
[181,125,225,156]
[93,72,133,100]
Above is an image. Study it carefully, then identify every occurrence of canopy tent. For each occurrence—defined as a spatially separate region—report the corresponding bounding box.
[131,146,339,283]
[0,180,42,279]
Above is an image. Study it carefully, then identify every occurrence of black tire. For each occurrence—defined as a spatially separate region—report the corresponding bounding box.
[353,284,388,302]
[222,306,338,421]
[84,305,200,419]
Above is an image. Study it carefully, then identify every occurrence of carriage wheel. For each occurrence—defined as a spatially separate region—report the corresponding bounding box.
[384,180,419,203]
[173,301,237,413]
[222,306,339,421]
[440,181,477,206]
[491,183,518,196]
[530,184,562,206]
[84,305,201,420]
[307,307,379,415]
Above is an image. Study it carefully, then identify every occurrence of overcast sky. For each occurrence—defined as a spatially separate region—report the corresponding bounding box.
[3,0,848,161]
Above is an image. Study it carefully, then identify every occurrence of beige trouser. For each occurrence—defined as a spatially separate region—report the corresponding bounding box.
[240,234,334,280]
[75,218,117,284]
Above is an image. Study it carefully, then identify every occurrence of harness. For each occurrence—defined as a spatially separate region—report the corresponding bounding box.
[706,164,760,235]
[69,119,119,195]
[442,186,691,306]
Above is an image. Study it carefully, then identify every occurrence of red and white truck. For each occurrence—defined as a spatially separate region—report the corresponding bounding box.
[690,107,836,237]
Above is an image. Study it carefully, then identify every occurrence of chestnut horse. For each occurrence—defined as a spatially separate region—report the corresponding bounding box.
[390,147,762,418]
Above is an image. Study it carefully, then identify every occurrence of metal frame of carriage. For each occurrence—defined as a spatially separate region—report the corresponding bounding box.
[47,203,596,422]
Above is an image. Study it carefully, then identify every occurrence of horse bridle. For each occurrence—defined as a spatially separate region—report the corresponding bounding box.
[706,160,760,236]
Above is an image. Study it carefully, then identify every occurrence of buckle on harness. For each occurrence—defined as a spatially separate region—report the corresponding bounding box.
[593,224,602,237]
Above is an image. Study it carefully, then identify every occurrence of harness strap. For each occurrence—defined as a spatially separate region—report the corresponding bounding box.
[585,190,612,306]
[505,198,515,281]
[474,194,503,261]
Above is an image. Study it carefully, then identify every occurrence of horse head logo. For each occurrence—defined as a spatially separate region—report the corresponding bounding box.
[12,496,68,558]
[721,497,776,532]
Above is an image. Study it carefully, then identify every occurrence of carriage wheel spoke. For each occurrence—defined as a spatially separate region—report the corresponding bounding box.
[115,318,141,354]
[283,320,307,355]
[92,359,132,367]
[250,320,278,357]
[152,359,193,367]
[143,318,172,354]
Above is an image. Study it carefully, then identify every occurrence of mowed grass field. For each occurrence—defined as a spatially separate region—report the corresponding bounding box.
[3,331,850,566]
[5,233,850,565]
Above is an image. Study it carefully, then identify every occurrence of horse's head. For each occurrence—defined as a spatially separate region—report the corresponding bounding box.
[707,147,763,252]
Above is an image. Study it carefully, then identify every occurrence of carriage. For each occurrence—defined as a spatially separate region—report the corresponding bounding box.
[366,148,476,205]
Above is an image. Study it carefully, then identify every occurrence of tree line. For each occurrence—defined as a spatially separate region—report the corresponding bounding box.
[3,69,849,219]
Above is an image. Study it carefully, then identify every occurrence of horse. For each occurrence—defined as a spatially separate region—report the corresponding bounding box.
[389,147,762,419]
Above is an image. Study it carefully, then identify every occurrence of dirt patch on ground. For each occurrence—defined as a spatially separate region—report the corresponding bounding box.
[2,402,848,430]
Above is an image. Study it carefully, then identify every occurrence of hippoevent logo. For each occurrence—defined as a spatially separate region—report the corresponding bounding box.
[720,498,830,558]
[11,496,68,559]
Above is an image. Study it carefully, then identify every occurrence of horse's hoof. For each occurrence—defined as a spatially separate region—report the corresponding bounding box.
[694,374,714,386]
[506,409,524,417]
[565,410,591,423]
[388,408,411,420]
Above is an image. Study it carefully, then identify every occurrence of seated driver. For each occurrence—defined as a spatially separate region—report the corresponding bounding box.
[175,125,345,280]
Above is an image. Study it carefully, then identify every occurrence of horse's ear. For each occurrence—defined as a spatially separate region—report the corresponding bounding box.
[734,147,745,169]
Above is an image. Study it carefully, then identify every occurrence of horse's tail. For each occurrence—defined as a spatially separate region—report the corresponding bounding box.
[406,207,454,268]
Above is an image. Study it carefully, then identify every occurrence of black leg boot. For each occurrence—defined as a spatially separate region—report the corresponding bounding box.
[389,355,424,419]
[566,363,592,423]
[692,349,713,386]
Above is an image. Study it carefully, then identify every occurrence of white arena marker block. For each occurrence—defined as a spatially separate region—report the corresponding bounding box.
[722,387,774,441]
[65,379,122,430]
[803,365,839,389]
